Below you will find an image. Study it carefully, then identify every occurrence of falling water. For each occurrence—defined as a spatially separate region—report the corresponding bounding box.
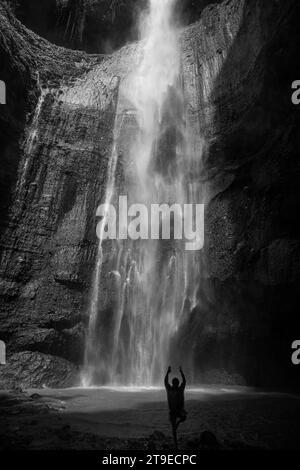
[17,76,47,200]
[82,108,124,387]
[82,0,204,387]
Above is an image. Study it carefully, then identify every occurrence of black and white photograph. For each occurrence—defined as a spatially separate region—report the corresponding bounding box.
[0,0,300,458]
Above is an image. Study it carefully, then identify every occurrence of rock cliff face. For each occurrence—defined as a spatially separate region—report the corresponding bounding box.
[175,0,300,387]
[5,0,145,53]
[9,0,143,53]
[0,5,101,387]
[0,0,299,388]
[7,0,224,53]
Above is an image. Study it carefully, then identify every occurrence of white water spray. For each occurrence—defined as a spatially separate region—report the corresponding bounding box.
[82,0,203,387]
[127,0,180,189]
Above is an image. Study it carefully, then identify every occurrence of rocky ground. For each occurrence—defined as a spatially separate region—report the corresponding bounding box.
[1,387,300,450]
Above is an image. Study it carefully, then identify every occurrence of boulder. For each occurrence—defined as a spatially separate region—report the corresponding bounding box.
[0,351,79,389]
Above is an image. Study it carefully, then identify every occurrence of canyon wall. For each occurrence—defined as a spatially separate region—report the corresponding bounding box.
[174,0,300,386]
[7,0,143,53]
[0,0,299,388]
[6,0,223,53]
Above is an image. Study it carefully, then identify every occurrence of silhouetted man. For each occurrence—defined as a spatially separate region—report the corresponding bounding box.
[164,366,187,447]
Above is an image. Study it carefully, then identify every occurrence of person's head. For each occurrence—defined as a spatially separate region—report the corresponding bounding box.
[172,377,180,388]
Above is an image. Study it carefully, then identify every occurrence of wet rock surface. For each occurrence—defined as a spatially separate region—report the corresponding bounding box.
[6,0,223,54]
[172,0,300,387]
[0,0,300,387]
[0,352,78,389]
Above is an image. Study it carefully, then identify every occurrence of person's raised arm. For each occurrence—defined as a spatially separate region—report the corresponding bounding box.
[164,366,171,389]
[179,366,186,388]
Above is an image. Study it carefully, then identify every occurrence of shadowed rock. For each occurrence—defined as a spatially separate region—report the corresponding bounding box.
[0,351,78,388]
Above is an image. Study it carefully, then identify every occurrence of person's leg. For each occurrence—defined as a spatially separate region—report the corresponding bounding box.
[176,410,187,429]
[169,413,178,449]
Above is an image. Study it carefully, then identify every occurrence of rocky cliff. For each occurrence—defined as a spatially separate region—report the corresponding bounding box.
[6,0,143,53]
[0,0,299,388]
[6,0,224,53]
[175,0,300,387]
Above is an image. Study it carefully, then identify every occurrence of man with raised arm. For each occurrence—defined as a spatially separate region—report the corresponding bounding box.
[164,366,187,447]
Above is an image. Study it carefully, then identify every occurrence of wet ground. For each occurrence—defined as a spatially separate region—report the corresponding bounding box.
[1,386,300,450]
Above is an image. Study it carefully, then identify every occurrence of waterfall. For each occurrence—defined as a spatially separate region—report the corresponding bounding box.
[16,76,47,204]
[82,0,204,387]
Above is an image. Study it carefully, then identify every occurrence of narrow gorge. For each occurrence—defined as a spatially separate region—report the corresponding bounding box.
[0,0,300,389]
